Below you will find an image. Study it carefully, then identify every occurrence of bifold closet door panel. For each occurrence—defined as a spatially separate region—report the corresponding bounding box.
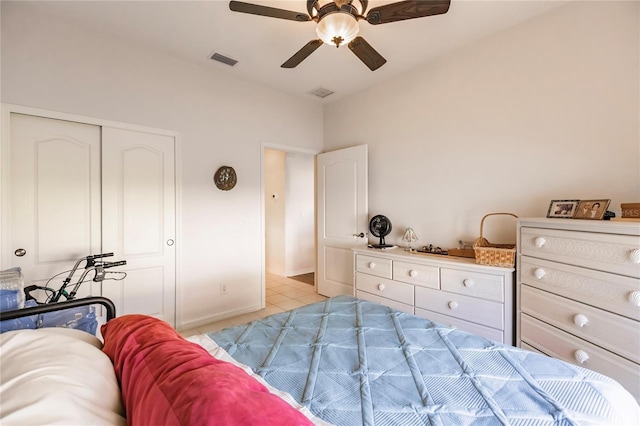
[6,113,102,299]
[101,127,176,326]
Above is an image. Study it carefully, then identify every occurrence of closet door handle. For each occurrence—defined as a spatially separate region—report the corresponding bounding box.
[14,248,26,257]
[167,239,175,246]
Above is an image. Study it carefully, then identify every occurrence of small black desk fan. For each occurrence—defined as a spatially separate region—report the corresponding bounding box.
[369,215,393,248]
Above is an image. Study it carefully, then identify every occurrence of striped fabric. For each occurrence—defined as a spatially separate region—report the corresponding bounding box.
[208,296,639,426]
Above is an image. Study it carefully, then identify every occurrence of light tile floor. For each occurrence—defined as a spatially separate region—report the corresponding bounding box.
[179,272,326,338]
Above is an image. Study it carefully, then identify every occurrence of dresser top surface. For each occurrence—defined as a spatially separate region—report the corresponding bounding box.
[352,246,515,272]
[517,217,640,236]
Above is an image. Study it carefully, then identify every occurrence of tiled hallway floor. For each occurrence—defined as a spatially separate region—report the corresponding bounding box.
[179,272,326,338]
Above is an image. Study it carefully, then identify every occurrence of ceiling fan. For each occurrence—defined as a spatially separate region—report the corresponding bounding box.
[229,0,451,71]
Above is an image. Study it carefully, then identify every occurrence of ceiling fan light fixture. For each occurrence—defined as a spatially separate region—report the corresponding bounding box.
[316,12,359,47]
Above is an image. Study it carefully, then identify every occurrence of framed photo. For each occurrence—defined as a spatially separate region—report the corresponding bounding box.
[573,199,611,220]
[547,200,580,218]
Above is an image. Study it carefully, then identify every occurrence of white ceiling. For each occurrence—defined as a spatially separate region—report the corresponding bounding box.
[21,0,567,103]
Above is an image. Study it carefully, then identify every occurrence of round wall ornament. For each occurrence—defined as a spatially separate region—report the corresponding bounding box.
[213,166,237,191]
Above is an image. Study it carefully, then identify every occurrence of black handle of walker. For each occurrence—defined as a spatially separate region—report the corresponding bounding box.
[102,260,127,268]
[92,252,114,259]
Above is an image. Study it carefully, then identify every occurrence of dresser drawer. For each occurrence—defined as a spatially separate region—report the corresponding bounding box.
[356,290,414,315]
[441,268,504,302]
[520,227,640,277]
[356,272,414,306]
[521,285,639,363]
[415,307,504,343]
[521,314,640,400]
[415,286,503,329]
[520,257,640,321]
[393,261,439,289]
[356,254,392,279]
[520,342,545,355]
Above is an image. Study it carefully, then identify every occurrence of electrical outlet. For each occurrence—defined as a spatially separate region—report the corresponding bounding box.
[220,283,227,295]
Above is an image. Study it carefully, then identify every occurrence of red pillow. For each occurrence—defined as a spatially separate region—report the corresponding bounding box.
[101,315,313,426]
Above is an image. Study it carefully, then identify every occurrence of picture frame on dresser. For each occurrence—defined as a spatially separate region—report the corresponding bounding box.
[573,199,611,220]
[546,200,580,218]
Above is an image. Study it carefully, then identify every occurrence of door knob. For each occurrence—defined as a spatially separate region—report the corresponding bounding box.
[14,248,26,257]
[167,239,175,246]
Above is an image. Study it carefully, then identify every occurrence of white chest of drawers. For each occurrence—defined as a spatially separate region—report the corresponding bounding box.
[516,218,640,400]
[352,247,515,345]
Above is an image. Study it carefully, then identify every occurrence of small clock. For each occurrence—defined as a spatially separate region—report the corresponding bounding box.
[213,166,237,191]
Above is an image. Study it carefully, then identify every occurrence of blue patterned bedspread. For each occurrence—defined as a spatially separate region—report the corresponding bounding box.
[208,296,639,425]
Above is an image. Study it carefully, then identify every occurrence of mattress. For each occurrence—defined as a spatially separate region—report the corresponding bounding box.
[207,296,639,425]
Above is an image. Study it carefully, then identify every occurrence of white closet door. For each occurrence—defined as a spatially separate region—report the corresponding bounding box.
[5,113,102,298]
[101,127,176,326]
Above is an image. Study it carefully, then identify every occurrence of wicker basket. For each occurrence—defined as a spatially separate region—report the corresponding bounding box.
[473,213,518,267]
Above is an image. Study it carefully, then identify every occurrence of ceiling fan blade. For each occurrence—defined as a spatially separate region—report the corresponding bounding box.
[365,0,450,25]
[281,40,323,68]
[229,1,311,22]
[348,37,386,71]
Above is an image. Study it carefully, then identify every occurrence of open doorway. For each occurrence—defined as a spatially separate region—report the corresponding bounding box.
[262,145,317,298]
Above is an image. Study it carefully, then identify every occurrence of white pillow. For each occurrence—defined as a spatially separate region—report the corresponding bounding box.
[0,328,126,425]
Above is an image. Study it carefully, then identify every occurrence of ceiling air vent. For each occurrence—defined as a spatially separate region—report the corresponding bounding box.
[307,87,334,99]
[210,53,238,67]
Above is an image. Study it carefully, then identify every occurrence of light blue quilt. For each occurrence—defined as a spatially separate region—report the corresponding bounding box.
[208,296,639,425]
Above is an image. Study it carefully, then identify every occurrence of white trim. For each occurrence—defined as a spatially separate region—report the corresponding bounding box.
[1,103,178,137]
[1,103,182,328]
[260,141,321,306]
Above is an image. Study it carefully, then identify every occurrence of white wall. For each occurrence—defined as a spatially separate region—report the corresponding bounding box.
[264,149,286,276]
[285,152,315,277]
[324,1,639,249]
[0,3,324,329]
[264,150,315,278]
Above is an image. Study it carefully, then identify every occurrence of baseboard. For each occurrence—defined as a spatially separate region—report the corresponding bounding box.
[177,303,262,331]
[287,268,314,277]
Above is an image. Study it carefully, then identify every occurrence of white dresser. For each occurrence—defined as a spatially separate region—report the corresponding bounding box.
[352,247,515,345]
[516,218,640,400]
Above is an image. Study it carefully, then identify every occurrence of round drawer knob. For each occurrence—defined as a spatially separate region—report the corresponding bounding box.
[377,284,385,291]
[463,279,474,287]
[629,249,640,264]
[574,349,589,364]
[534,268,546,280]
[628,290,640,307]
[409,270,418,278]
[448,301,458,310]
[534,237,547,248]
[573,313,589,328]
[368,262,376,269]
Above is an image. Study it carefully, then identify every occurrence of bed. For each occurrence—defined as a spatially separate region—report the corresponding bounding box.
[1,296,638,425]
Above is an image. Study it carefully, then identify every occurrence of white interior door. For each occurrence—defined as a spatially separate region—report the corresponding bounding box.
[317,144,368,297]
[4,113,102,299]
[101,127,176,326]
